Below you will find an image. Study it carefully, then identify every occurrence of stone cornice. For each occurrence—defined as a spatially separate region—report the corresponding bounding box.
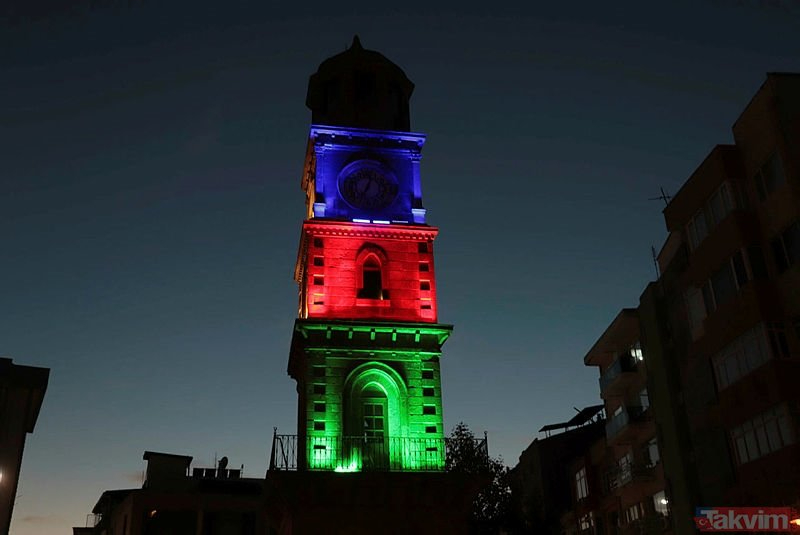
[302,220,438,241]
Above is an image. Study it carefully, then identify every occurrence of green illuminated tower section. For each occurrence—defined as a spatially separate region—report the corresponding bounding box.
[287,38,451,472]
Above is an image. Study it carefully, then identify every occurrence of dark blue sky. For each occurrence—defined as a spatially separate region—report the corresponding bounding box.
[3,1,799,532]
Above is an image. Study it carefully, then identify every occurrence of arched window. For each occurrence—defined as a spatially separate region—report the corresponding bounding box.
[358,254,390,299]
[356,244,389,300]
[358,256,382,299]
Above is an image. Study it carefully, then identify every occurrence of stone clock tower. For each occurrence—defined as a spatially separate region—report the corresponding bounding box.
[267,38,480,534]
[287,35,451,473]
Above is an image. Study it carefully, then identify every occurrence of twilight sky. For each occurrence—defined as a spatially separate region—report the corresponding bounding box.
[3,1,799,533]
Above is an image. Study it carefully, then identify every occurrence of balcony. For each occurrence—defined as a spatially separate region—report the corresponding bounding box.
[600,354,638,397]
[269,433,487,473]
[607,462,655,494]
[606,405,648,444]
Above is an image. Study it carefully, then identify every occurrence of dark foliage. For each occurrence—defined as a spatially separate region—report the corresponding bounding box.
[446,422,514,534]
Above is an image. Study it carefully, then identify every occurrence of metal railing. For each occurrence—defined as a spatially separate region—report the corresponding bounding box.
[269,432,487,472]
[607,461,655,491]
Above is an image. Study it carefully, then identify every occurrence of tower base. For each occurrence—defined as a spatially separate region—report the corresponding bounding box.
[265,470,479,534]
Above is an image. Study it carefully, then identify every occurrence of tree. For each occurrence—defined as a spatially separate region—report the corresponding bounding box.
[446,422,513,534]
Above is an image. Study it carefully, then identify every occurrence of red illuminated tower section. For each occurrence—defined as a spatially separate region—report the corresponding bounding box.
[281,37,453,473]
[297,221,438,322]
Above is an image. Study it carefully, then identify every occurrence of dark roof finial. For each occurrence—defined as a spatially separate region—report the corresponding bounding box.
[350,35,362,50]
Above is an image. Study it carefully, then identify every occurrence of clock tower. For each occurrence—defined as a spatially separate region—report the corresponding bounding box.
[281,36,452,473]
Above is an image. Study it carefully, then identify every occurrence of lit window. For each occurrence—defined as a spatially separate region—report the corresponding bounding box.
[653,491,670,517]
[575,467,588,500]
[579,513,593,531]
[625,503,642,524]
[629,341,643,361]
[646,437,660,466]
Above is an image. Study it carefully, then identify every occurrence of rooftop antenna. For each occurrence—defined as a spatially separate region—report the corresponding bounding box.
[648,187,672,207]
[651,245,660,279]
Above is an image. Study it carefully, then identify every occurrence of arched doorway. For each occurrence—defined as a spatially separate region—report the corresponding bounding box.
[359,383,388,469]
[343,363,409,471]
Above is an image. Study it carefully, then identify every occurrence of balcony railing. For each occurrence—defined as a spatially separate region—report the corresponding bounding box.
[600,354,637,395]
[269,433,487,473]
[607,462,655,492]
[606,405,647,442]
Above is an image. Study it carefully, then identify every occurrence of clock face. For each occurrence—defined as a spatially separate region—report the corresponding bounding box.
[338,162,399,211]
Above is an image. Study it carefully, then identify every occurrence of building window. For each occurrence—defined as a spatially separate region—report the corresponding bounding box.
[313,384,326,395]
[313,275,324,286]
[625,503,643,524]
[713,324,775,390]
[314,402,325,413]
[646,437,660,466]
[418,242,429,253]
[639,388,650,410]
[313,256,324,266]
[713,323,791,390]
[313,366,325,378]
[755,152,786,201]
[702,250,750,312]
[420,280,431,291]
[358,255,385,299]
[313,237,323,248]
[730,404,795,465]
[652,491,670,517]
[425,425,437,433]
[686,182,735,250]
[685,286,707,337]
[767,322,790,358]
[575,467,588,500]
[423,387,435,396]
[578,513,593,531]
[422,370,434,379]
[630,341,644,361]
[419,262,429,272]
[422,405,436,415]
[313,421,325,431]
[771,221,800,273]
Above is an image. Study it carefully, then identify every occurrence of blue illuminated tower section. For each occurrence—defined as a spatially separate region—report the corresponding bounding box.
[286,36,452,472]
